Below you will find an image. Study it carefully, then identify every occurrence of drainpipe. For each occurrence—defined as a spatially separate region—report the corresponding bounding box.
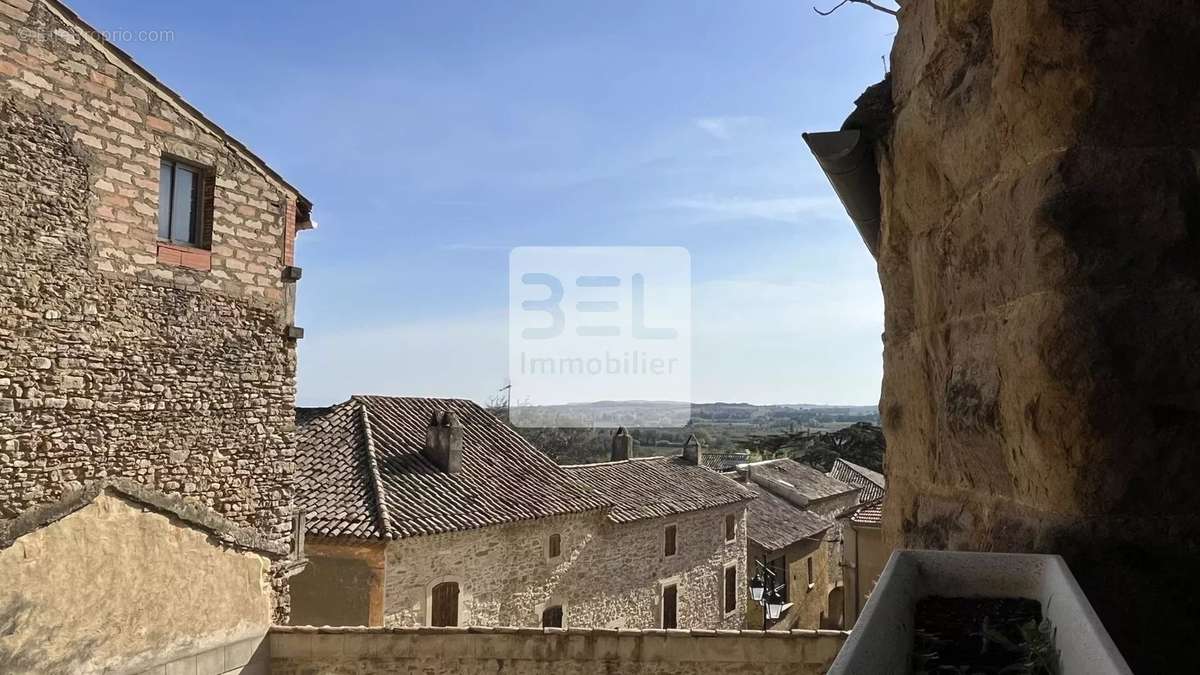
[802,129,881,258]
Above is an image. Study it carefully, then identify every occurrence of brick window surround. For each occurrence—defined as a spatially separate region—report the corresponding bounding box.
[156,241,211,271]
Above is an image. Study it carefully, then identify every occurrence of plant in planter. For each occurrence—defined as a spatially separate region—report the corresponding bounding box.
[827,550,1131,675]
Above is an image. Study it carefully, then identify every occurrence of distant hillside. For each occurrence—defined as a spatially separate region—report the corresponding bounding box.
[490,401,879,465]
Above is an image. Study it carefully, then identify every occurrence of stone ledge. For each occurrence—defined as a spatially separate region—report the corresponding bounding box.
[0,478,288,557]
[272,624,849,639]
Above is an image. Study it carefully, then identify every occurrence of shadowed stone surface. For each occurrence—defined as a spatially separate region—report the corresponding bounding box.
[879,2,1200,671]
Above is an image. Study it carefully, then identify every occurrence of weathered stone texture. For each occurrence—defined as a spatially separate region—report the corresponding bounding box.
[376,506,747,629]
[880,1,1200,670]
[0,1,301,617]
[269,626,847,675]
[0,492,272,675]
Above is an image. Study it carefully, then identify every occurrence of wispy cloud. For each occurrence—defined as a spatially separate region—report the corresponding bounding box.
[693,116,763,141]
[663,195,843,223]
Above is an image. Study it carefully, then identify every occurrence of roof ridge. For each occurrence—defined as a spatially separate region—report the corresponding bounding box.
[561,456,671,469]
[355,398,394,539]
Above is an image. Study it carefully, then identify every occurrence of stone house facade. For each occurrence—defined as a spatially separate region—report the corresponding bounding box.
[828,458,887,627]
[292,397,753,630]
[737,459,861,630]
[0,0,311,617]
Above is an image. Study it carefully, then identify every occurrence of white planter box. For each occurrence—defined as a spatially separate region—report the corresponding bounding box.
[828,550,1131,675]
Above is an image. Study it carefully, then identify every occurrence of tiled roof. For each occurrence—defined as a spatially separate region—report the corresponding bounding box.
[296,396,610,540]
[828,458,885,502]
[747,459,859,502]
[828,459,886,527]
[700,451,750,473]
[849,500,883,526]
[563,457,755,523]
[744,483,833,551]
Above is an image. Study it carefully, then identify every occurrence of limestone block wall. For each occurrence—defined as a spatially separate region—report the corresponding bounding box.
[878,1,1200,670]
[268,626,848,675]
[0,0,301,577]
[379,506,746,630]
[0,492,272,675]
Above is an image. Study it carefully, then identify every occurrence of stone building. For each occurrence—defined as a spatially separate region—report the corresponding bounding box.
[0,0,312,619]
[737,459,860,630]
[827,458,886,627]
[292,397,753,630]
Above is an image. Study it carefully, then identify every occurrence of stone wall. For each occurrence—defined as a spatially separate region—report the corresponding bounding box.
[386,507,746,630]
[297,505,747,630]
[0,490,273,674]
[879,1,1200,670]
[0,0,303,615]
[745,536,836,630]
[268,626,847,675]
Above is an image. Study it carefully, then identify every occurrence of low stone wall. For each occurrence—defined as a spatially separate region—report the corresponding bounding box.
[269,626,847,674]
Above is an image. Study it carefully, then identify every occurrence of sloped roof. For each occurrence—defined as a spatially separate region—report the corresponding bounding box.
[700,450,750,473]
[747,458,859,502]
[563,457,755,524]
[744,482,833,551]
[296,396,611,540]
[828,458,886,527]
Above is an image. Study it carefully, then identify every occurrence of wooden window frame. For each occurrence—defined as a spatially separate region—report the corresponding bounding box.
[158,156,213,249]
[547,533,562,560]
[425,576,465,627]
[664,524,677,557]
[724,513,736,542]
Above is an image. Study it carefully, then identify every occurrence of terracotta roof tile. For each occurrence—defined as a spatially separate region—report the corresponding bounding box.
[563,457,754,523]
[828,458,886,526]
[297,396,610,539]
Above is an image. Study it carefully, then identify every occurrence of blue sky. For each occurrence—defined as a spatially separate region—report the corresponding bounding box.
[74,0,895,407]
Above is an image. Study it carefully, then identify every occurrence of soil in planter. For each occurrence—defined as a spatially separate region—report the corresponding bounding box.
[911,596,1056,674]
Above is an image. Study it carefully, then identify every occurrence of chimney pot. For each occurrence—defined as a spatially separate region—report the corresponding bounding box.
[425,409,464,473]
[611,427,634,462]
[683,434,703,466]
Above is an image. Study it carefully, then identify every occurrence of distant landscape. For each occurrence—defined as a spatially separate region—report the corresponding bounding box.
[491,401,882,468]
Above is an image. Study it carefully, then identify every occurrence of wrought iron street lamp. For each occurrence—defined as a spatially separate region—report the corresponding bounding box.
[750,557,790,627]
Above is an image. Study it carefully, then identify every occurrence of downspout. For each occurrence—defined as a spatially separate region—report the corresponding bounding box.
[802,129,882,258]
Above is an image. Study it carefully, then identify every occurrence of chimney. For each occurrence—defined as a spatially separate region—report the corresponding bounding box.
[424,410,464,473]
[611,427,634,462]
[683,434,703,466]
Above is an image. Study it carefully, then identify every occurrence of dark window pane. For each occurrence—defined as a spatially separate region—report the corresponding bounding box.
[665,525,676,556]
[431,582,459,626]
[542,605,563,628]
[158,161,173,239]
[548,533,561,558]
[724,566,737,613]
[725,514,735,540]
[171,164,196,243]
[662,585,677,629]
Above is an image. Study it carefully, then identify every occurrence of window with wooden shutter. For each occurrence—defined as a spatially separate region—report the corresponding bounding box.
[541,605,563,628]
[661,584,678,629]
[664,524,677,557]
[548,533,561,559]
[431,581,459,626]
[724,565,737,614]
[725,514,735,541]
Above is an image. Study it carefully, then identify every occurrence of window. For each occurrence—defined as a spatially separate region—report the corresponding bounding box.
[158,158,211,247]
[542,605,563,628]
[723,564,737,614]
[548,533,561,559]
[664,524,677,557]
[431,581,459,626]
[661,584,678,629]
[725,514,736,542]
[806,557,815,591]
